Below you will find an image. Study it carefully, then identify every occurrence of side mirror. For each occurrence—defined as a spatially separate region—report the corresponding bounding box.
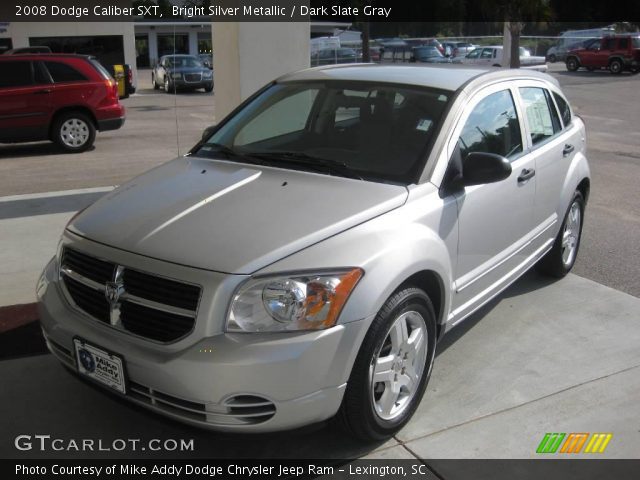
[462,152,512,186]
[202,124,216,142]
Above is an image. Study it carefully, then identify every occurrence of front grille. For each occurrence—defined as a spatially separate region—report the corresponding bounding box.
[184,73,202,82]
[60,247,201,342]
[123,269,200,310]
[62,248,115,284]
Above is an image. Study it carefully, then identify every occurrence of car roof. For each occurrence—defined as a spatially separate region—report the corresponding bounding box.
[0,53,91,60]
[278,64,558,93]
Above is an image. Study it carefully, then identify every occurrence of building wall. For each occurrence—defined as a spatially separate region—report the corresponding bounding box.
[1,22,136,82]
[213,22,310,121]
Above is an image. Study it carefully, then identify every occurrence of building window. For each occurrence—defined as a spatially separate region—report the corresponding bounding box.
[197,32,212,54]
[30,35,125,66]
[157,34,189,57]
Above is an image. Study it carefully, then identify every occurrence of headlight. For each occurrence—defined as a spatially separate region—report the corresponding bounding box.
[227,268,363,332]
[203,70,212,78]
[169,72,181,79]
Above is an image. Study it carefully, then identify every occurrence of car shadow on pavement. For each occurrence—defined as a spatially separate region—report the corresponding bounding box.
[0,142,95,159]
[435,269,557,356]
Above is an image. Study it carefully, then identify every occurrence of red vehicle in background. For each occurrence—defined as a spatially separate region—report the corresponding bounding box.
[0,54,125,152]
[565,34,640,74]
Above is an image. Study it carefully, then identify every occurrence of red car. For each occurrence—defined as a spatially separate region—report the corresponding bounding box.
[566,35,640,74]
[0,54,125,152]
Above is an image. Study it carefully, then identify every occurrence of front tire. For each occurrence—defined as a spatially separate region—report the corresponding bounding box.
[566,57,580,71]
[164,77,174,94]
[609,58,623,74]
[52,111,96,153]
[152,73,159,90]
[336,288,437,441]
[536,191,585,278]
[548,54,557,63]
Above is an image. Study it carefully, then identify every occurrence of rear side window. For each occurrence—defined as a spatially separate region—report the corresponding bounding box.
[89,58,113,80]
[44,61,87,83]
[552,92,572,127]
[0,61,33,88]
[519,87,562,146]
[458,89,523,159]
[633,37,640,48]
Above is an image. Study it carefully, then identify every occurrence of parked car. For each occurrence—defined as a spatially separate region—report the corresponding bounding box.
[4,46,52,54]
[410,46,451,63]
[546,27,615,63]
[455,46,548,72]
[547,39,598,63]
[311,48,361,66]
[198,54,213,69]
[38,65,589,441]
[565,35,640,73]
[452,42,478,57]
[0,54,125,152]
[152,54,213,93]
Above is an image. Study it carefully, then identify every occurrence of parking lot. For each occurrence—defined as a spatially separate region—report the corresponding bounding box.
[1,62,639,462]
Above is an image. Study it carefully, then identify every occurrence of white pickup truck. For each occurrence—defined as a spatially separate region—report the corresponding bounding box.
[454,45,548,72]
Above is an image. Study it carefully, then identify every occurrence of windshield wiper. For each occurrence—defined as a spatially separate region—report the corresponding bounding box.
[196,143,265,165]
[246,150,363,180]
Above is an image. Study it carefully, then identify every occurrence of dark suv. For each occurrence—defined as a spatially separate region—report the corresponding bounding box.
[0,54,126,152]
[566,35,640,74]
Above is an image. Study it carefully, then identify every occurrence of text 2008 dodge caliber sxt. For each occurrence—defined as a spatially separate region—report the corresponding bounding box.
[38,65,590,441]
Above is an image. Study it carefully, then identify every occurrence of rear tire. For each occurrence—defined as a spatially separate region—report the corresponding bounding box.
[548,54,557,63]
[536,191,585,278]
[566,57,579,71]
[335,287,437,441]
[52,111,96,153]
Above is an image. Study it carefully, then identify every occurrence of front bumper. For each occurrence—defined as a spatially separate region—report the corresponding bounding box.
[37,251,370,432]
[172,77,213,89]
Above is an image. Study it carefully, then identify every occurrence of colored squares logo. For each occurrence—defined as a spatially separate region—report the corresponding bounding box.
[536,433,612,454]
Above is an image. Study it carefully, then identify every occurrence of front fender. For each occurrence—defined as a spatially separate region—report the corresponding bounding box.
[258,184,456,328]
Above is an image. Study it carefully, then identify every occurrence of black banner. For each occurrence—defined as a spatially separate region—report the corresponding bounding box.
[4,459,640,480]
[1,0,639,22]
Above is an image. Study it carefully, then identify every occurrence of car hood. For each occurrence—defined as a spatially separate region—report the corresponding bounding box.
[68,157,408,274]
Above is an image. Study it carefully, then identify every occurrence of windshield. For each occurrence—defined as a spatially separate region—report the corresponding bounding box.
[415,47,441,58]
[196,81,451,184]
[166,56,203,68]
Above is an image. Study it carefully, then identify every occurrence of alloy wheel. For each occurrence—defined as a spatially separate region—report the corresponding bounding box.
[561,201,582,267]
[370,311,428,421]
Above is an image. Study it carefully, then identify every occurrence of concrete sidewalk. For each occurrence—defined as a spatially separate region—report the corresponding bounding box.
[1,189,639,460]
[0,187,113,307]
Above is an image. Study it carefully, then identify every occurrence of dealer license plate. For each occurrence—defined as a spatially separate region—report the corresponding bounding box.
[73,338,126,394]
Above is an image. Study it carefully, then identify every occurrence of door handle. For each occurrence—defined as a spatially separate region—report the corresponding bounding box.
[33,89,52,94]
[517,168,536,183]
[563,144,575,157]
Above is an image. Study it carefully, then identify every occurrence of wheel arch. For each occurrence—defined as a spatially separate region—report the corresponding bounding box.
[397,270,445,340]
[49,106,97,139]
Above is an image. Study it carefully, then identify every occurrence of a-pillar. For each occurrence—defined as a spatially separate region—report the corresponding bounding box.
[212,22,310,122]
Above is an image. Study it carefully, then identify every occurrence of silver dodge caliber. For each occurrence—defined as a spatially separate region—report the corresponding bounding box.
[37,65,590,441]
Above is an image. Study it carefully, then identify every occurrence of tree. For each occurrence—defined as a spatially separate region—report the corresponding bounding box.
[491,0,551,68]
